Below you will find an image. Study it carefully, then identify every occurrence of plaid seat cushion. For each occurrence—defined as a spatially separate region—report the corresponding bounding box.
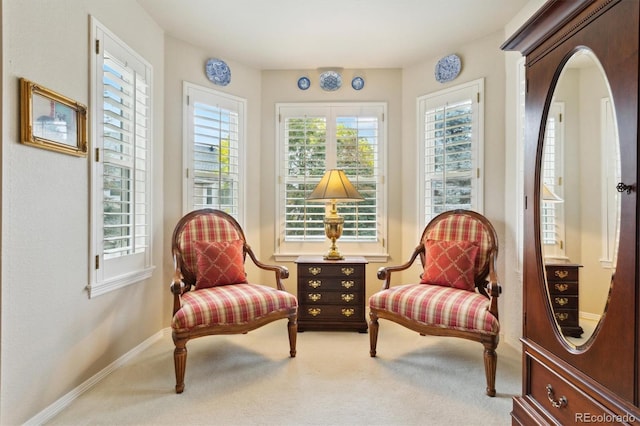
[369,284,499,334]
[172,283,298,332]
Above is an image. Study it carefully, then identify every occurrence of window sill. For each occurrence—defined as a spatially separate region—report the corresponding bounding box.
[86,266,155,298]
[274,253,389,263]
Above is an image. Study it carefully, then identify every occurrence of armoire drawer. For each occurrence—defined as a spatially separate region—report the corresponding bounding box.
[528,355,618,425]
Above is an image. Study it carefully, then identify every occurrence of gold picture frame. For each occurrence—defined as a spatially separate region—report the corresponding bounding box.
[20,78,88,157]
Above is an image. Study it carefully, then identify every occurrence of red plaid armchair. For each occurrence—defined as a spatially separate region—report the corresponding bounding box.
[170,209,298,393]
[369,210,501,396]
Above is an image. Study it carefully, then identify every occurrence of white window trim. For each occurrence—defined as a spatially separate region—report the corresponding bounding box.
[515,57,526,276]
[88,16,154,298]
[417,78,485,232]
[599,97,620,269]
[274,102,388,262]
[181,81,246,224]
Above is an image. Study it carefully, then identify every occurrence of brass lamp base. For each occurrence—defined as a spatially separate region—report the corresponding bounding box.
[323,215,344,260]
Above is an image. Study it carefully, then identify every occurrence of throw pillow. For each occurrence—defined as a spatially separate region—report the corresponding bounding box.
[421,239,479,291]
[194,240,247,289]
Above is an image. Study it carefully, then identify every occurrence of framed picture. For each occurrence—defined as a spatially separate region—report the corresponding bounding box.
[20,78,88,156]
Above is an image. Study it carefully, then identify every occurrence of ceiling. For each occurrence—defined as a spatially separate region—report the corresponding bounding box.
[136,0,529,70]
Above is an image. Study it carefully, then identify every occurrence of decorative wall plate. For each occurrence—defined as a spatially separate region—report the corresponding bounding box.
[351,76,365,90]
[205,58,231,86]
[435,54,461,83]
[319,71,342,91]
[297,76,311,90]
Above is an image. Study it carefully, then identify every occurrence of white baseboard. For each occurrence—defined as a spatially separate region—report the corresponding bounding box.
[25,328,171,426]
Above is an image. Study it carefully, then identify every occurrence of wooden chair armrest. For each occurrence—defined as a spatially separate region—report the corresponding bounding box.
[244,243,290,291]
[170,253,189,315]
[377,244,424,289]
[484,249,501,319]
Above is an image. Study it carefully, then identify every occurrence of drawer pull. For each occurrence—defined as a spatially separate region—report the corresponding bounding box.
[554,297,569,306]
[545,384,567,408]
[309,267,322,275]
[341,267,355,276]
[554,283,569,292]
[309,293,322,302]
[341,308,355,317]
[554,270,569,279]
[555,312,569,322]
[307,280,321,288]
[341,280,355,289]
[308,308,321,316]
[341,294,355,302]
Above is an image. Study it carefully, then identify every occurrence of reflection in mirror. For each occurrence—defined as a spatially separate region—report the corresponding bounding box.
[541,49,620,348]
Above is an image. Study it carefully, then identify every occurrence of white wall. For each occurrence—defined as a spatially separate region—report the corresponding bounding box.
[502,0,548,348]
[1,1,165,424]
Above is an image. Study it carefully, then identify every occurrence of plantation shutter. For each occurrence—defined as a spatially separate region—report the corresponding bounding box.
[424,99,473,219]
[184,83,244,219]
[420,79,483,224]
[192,103,240,214]
[102,51,150,260]
[283,114,328,240]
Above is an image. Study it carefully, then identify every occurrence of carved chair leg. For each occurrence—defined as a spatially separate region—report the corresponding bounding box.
[173,337,188,394]
[288,314,297,357]
[369,310,379,357]
[482,340,498,397]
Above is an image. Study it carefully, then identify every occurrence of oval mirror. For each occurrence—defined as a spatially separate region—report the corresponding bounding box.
[540,48,620,348]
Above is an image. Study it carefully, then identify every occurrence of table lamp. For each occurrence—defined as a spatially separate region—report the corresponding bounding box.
[307,169,364,260]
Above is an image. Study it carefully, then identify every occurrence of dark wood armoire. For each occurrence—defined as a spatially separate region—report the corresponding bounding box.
[503,0,640,424]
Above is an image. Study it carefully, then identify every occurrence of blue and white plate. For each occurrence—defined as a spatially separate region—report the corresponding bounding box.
[351,76,365,90]
[205,58,231,86]
[319,71,342,91]
[435,54,461,83]
[297,76,311,90]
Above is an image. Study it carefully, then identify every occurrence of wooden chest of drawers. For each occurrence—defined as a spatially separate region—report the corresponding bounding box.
[545,263,583,338]
[295,256,368,332]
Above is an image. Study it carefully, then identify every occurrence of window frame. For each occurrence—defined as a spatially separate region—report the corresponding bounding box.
[417,78,485,229]
[182,81,246,223]
[88,16,154,298]
[274,102,388,262]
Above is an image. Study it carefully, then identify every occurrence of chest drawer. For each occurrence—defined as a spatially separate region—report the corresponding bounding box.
[545,265,579,282]
[298,264,364,279]
[300,290,363,304]
[550,294,578,309]
[299,305,365,322]
[298,276,363,292]
[548,281,578,296]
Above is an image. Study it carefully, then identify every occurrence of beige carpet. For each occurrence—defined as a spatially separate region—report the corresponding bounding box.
[47,322,521,426]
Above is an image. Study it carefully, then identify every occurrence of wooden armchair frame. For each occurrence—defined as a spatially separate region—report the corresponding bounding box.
[369,209,501,396]
[170,209,297,393]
